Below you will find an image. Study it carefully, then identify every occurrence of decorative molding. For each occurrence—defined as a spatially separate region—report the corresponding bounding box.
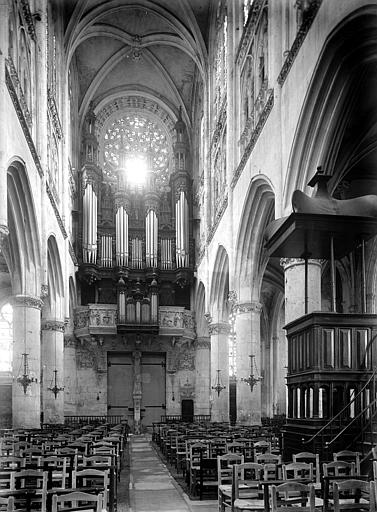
[231,90,274,189]
[46,183,68,239]
[41,320,65,332]
[277,0,323,86]
[47,88,63,140]
[12,295,44,310]
[5,61,42,178]
[204,313,212,326]
[210,98,227,151]
[5,57,32,128]
[236,0,266,64]
[68,241,78,266]
[20,0,37,41]
[208,322,231,336]
[207,194,228,245]
[180,378,195,399]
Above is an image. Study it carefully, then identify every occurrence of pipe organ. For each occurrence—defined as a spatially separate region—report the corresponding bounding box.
[78,107,193,327]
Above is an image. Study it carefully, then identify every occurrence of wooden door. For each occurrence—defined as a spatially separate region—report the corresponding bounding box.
[141,352,166,426]
[181,399,194,422]
[107,353,133,427]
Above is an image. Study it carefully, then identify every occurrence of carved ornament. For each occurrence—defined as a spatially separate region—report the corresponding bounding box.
[232,91,274,190]
[208,322,230,335]
[41,320,65,332]
[195,337,211,349]
[12,295,44,310]
[277,1,323,86]
[40,284,49,298]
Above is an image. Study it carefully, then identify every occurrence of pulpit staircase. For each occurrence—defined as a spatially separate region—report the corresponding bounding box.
[302,361,377,474]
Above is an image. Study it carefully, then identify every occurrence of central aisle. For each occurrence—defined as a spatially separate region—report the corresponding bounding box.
[128,434,217,512]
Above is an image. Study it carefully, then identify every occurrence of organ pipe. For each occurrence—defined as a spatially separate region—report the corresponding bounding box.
[175,190,189,268]
[116,206,129,266]
[83,183,98,264]
[145,209,158,267]
[101,235,113,267]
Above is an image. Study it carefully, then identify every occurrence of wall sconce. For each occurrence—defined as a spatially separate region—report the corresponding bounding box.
[241,355,263,392]
[212,369,226,397]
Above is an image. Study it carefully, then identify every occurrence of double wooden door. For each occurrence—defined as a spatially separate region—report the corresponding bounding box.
[107,351,166,428]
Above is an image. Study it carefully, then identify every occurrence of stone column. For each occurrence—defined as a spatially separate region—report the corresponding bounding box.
[209,322,230,422]
[12,295,43,428]
[195,337,211,415]
[41,320,65,424]
[0,1,9,237]
[236,302,263,424]
[280,258,322,323]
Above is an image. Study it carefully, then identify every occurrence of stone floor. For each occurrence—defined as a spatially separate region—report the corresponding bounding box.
[118,434,217,512]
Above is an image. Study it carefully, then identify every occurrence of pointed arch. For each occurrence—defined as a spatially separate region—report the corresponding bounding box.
[284,5,377,207]
[7,160,41,295]
[209,245,229,322]
[194,280,208,337]
[47,235,64,318]
[234,175,275,300]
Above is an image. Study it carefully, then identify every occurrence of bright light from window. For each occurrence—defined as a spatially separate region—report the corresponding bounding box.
[125,156,148,185]
[0,303,13,372]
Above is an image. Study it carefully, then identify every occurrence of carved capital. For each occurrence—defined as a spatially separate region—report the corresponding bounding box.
[280,257,323,270]
[195,337,211,349]
[41,320,65,332]
[208,322,230,336]
[12,294,44,310]
[237,301,263,314]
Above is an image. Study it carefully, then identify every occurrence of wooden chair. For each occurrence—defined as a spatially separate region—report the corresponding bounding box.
[270,482,317,512]
[0,496,14,512]
[282,462,314,481]
[253,441,271,461]
[188,442,208,496]
[217,453,244,512]
[0,457,25,470]
[293,452,321,490]
[72,468,110,509]
[198,452,218,500]
[333,479,375,512]
[323,460,356,510]
[12,469,48,512]
[51,490,104,512]
[233,462,265,512]
[333,450,361,476]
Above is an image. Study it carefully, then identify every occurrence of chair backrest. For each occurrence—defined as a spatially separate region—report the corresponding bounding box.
[293,452,320,484]
[263,462,279,480]
[226,442,245,455]
[51,491,104,512]
[271,482,316,512]
[333,450,361,475]
[0,456,25,470]
[253,440,271,458]
[233,462,263,499]
[323,460,355,478]
[13,469,48,490]
[282,462,314,482]
[333,479,375,512]
[217,453,244,486]
[0,496,14,512]
[256,453,281,465]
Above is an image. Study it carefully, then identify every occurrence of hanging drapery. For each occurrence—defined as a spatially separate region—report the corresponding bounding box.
[100,234,113,267]
[175,189,189,268]
[160,238,173,269]
[115,205,129,266]
[145,209,158,268]
[82,182,98,264]
[131,237,143,268]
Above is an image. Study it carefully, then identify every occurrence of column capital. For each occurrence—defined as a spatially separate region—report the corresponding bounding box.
[208,322,230,335]
[237,301,263,314]
[195,336,211,349]
[41,320,65,332]
[280,257,323,270]
[11,294,44,310]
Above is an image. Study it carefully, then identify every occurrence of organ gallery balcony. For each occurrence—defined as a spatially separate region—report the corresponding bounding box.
[73,304,195,341]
